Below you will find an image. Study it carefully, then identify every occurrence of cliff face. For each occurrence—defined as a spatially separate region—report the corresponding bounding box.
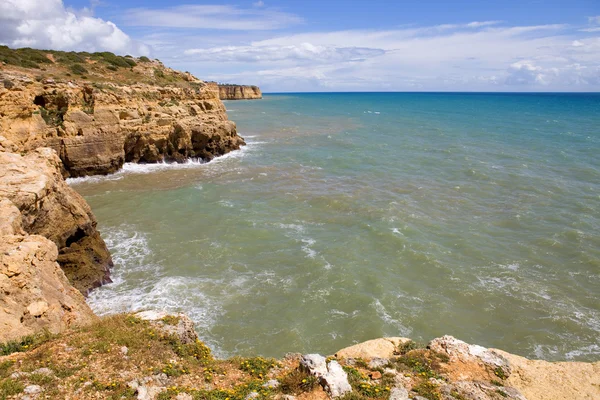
[1,61,245,177]
[218,84,262,100]
[0,49,250,342]
[0,149,113,295]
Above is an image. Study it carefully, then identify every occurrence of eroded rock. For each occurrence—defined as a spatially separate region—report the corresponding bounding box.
[0,234,96,342]
[0,149,113,294]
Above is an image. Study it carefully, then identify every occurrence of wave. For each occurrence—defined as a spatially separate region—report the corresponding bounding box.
[67,143,253,185]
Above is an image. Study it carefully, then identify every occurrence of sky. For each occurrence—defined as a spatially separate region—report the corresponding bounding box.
[1,0,599,92]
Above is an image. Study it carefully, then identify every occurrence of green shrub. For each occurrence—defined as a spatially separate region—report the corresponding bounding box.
[139,56,151,62]
[70,64,88,75]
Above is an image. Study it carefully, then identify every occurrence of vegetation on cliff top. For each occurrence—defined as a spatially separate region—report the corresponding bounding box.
[0,46,198,87]
[0,314,499,400]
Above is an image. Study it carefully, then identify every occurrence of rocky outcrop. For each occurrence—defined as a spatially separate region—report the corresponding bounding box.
[0,148,113,294]
[332,335,600,400]
[0,234,96,342]
[0,71,245,177]
[493,349,600,400]
[218,84,262,100]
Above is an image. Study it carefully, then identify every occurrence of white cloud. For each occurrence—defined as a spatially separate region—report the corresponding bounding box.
[0,0,148,55]
[588,16,600,24]
[184,43,385,63]
[172,22,600,92]
[121,5,302,30]
[253,1,265,7]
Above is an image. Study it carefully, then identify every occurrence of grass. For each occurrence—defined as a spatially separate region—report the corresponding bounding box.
[494,366,508,380]
[238,357,279,379]
[279,369,318,394]
[412,380,441,400]
[391,349,448,379]
[0,378,24,399]
[70,63,88,75]
[395,340,421,355]
[0,330,54,356]
[0,46,198,88]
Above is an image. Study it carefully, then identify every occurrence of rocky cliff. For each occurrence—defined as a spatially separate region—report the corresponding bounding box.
[219,84,262,100]
[0,48,246,319]
[0,149,113,296]
[1,49,245,177]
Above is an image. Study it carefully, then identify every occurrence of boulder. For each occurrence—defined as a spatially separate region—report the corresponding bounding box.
[0,234,96,342]
[300,355,352,398]
[134,310,199,344]
[335,337,411,360]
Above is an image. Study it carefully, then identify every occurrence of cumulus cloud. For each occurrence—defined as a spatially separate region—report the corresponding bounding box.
[184,43,385,63]
[505,61,549,85]
[121,4,302,30]
[0,0,148,55]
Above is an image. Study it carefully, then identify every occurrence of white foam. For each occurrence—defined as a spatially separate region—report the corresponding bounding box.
[372,299,412,336]
[565,344,600,360]
[68,145,251,185]
[301,238,317,258]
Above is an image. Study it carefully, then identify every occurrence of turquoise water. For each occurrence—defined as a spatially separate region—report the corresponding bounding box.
[70,93,600,361]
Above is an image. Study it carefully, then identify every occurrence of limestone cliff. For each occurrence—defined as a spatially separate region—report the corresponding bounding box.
[0,149,113,295]
[0,50,245,177]
[219,84,262,100]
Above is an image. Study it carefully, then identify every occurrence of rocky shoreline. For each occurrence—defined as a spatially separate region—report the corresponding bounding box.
[1,49,599,400]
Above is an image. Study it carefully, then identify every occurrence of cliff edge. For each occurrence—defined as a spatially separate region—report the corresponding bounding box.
[1,318,598,400]
[219,84,262,100]
[1,47,245,177]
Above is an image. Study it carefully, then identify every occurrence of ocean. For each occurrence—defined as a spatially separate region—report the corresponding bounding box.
[69,92,600,361]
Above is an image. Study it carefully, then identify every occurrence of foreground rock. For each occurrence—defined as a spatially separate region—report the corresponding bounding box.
[494,349,600,400]
[218,84,262,100]
[0,234,96,342]
[0,148,112,294]
[1,319,598,400]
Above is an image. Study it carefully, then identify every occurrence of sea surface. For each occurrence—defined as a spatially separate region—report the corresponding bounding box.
[69,93,600,361]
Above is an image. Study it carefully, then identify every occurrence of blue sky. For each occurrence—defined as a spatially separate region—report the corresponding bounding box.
[1,0,599,91]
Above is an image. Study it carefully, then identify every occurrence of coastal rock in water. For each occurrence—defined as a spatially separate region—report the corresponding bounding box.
[134,310,199,344]
[218,84,262,100]
[335,337,410,360]
[0,234,96,342]
[0,148,113,294]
